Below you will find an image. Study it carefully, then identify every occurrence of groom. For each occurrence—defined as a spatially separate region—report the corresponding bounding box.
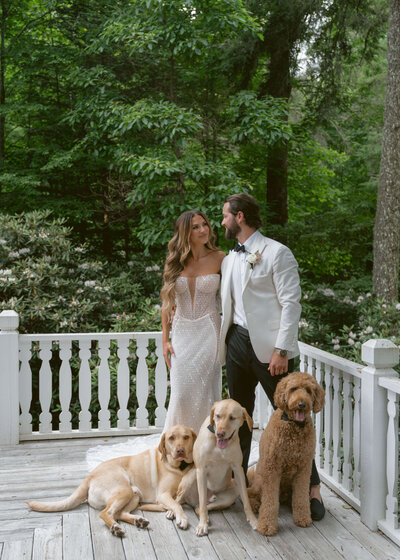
[219,193,325,521]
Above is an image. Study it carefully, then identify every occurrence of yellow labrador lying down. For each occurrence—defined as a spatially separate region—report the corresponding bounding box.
[171,399,258,536]
[27,425,196,537]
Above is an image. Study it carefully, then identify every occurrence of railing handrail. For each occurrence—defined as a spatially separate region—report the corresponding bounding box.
[20,331,162,341]
[298,341,363,378]
[378,375,400,393]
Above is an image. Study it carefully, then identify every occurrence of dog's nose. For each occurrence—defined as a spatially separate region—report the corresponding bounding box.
[176,446,184,454]
[216,431,225,438]
[298,402,306,409]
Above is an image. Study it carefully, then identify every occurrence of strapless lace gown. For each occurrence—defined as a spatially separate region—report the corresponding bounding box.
[85,274,223,471]
[163,274,222,434]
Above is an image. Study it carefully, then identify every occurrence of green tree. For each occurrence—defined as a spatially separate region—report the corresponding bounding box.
[230,0,388,226]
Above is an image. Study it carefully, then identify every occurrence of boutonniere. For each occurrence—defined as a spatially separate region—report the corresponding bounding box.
[246,250,261,270]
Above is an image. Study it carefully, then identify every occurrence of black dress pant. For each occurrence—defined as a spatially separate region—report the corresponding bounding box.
[225,324,320,486]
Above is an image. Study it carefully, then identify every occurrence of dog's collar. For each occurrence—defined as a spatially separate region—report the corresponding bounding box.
[179,460,191,471]
[281,410,306,428]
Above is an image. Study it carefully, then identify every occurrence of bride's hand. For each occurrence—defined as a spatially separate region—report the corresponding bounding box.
[163,342,175,369]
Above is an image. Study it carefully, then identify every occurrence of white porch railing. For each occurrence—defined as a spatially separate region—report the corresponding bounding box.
[0,310,399,546]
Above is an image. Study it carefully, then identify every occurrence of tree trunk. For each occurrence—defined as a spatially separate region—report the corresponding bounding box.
[373,0,400,303]
[0,0,7,173]
[261,40,291,226]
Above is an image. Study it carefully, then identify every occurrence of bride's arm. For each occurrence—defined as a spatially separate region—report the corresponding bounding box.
[161,310,174,369]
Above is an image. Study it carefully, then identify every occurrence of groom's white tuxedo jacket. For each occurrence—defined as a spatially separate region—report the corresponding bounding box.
[219,230,301,365]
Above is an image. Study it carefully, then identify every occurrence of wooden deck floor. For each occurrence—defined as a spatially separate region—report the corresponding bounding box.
[0,435,399,560]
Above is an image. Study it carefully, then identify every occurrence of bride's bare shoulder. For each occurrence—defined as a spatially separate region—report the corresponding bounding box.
[211,250,226,272]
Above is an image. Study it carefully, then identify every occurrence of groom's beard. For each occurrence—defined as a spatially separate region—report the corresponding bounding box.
[224,222,241,240]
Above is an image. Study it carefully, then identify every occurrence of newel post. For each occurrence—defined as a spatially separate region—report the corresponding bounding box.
[360,339,399,530]
[0,310,20,446]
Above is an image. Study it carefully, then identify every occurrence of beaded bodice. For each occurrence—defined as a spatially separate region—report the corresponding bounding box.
[174,274,220,320]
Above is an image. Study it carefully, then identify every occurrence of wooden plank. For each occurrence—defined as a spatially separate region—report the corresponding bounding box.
[0,501,87,521]
[63,511,94,560]
[311,509,376,560]
[173,506,220,560]
[1,478,85,502]
[223,500,282,560]
[121,510,157,560]
[203,509,252,559]
[0,530,34,543]
[279,510,343,560]
[0,451,87,468]
[89,505,126,560]
[254,506,311,560]
[0,516,61,542]
[1,538,32,559]
[139,510,188,560]
[2,473,84,489]
[32,520,62,560]
[0,465,87,484]
[0,436,123,452]
[321,486,400,560]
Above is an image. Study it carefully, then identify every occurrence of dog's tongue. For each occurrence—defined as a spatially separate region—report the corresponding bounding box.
[217,438,229,449]
[295,410,305,422]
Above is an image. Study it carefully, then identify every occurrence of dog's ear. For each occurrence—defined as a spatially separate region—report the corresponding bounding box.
[274,376,289,410]
[242,407,253,432]
[158,433,167,462]
[189,429,197,443]
[209,402,216,427]
[312,380,325,413]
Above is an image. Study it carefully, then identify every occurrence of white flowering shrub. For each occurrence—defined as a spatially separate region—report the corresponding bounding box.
[299,277,399,368]
[0,211,152,334]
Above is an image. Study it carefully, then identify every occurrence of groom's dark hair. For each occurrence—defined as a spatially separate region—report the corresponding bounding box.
[225,193,263,229]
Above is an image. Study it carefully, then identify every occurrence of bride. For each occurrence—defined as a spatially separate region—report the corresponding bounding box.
[87,210,225,470]
[161,210,225,434]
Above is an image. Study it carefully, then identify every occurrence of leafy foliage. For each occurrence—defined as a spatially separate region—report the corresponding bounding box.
[300,276,399,371]
[0,211,162,333]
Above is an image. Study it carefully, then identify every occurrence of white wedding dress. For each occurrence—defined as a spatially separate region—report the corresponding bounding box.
[87,273,223,471]
[163,273,222,434]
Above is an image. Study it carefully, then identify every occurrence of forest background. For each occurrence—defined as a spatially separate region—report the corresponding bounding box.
[1,0,399,372]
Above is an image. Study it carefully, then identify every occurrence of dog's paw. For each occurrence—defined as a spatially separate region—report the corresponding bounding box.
[257,520,277,536]
[111,523,125,538]
[247,513,258,530]
[135,516,150,529]
[293,516,312,528]
[166,510,175,520]
[195,522,209,537]
[176,515,189,530]
[208,494,217,504]
[248,495,261,513]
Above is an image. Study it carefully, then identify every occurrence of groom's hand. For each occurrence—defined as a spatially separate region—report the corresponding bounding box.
[268,354,288,376]
[163,342,175,369]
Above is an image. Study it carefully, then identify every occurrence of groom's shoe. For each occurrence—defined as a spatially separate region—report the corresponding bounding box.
[310,497,325,521]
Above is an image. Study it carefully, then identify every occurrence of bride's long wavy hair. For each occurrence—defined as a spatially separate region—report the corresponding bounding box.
[161,210,217,318]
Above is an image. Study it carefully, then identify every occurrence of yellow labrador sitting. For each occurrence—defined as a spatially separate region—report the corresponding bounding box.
[27,425,196,537]
[174,399,258,536]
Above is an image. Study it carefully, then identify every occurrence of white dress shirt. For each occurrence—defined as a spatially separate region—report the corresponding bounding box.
[231,231,258,329]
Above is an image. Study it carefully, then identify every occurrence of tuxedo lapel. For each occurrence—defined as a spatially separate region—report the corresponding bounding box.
[242,235,269,293]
